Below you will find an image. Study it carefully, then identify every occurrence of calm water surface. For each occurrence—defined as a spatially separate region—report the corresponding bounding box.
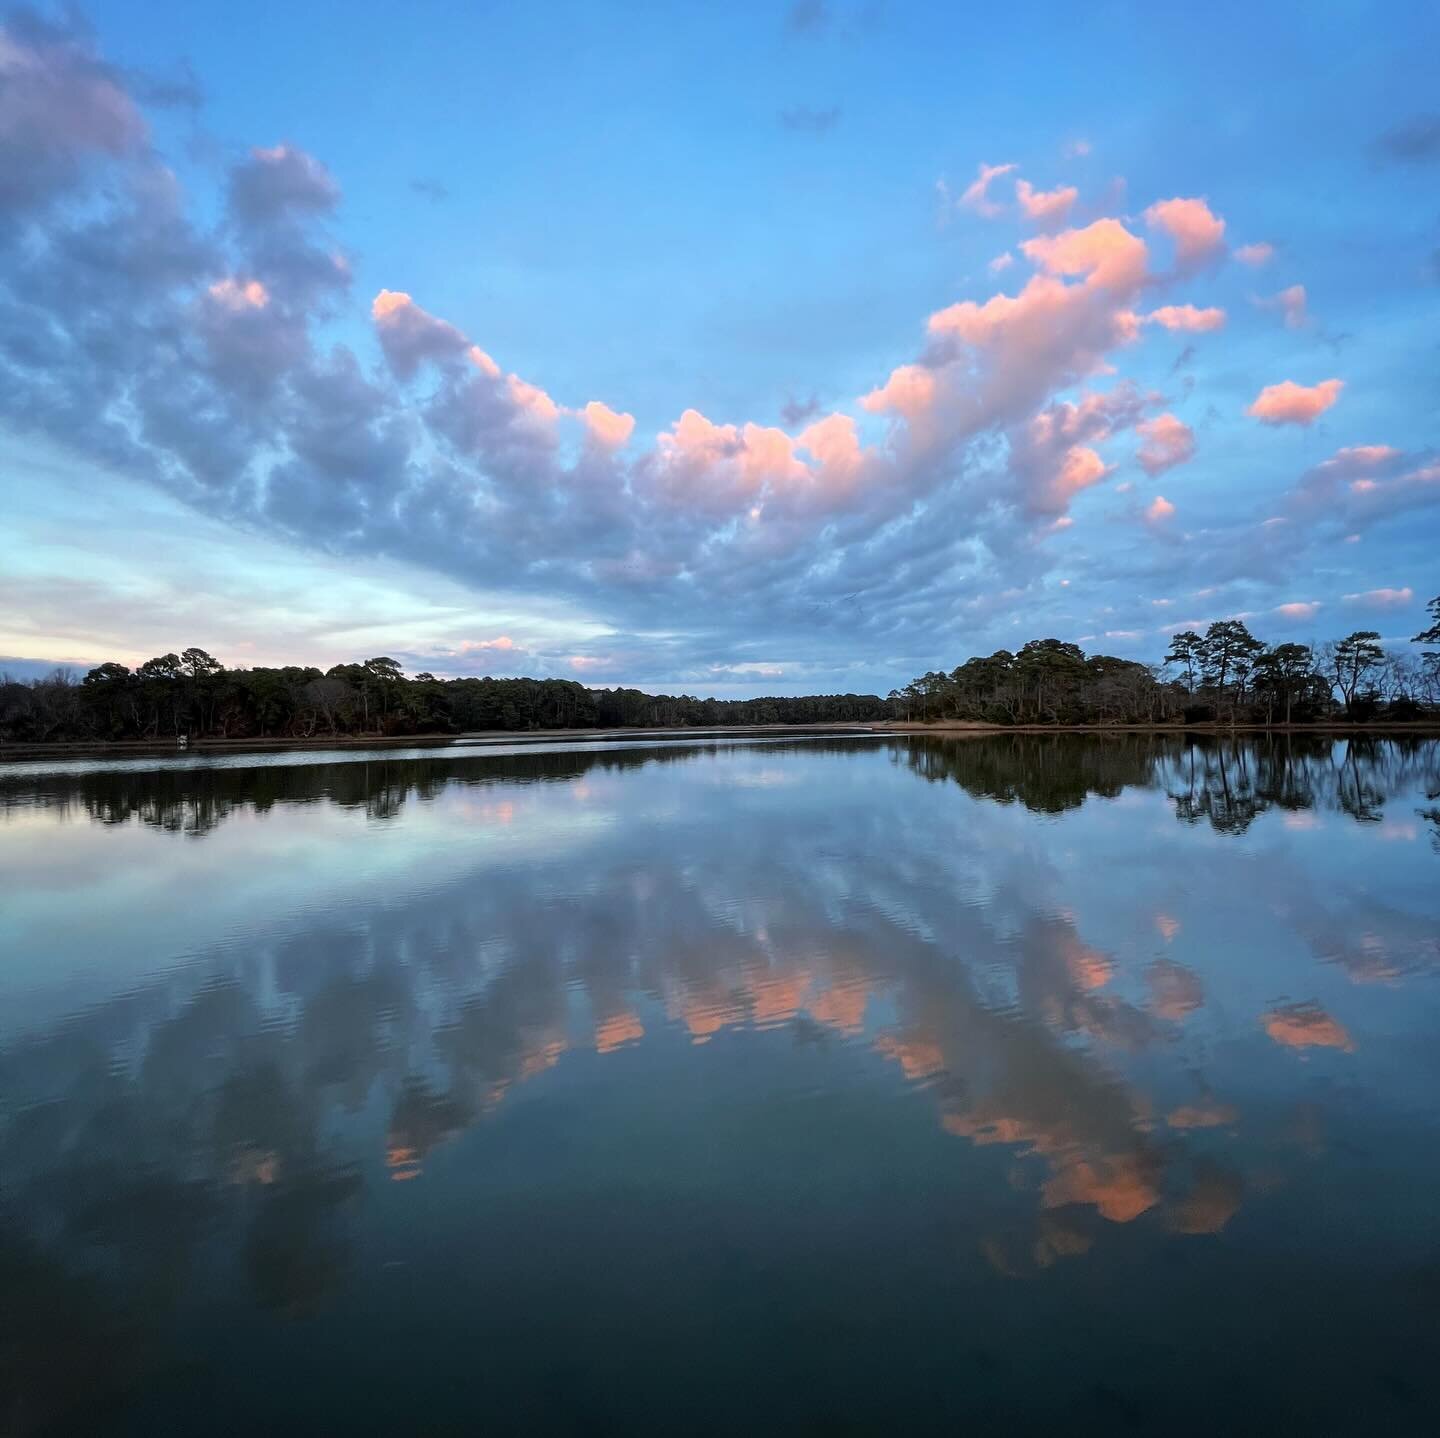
[3,734,1439,1433]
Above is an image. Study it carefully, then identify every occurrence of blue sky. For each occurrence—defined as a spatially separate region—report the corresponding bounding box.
[2,0,1437,693]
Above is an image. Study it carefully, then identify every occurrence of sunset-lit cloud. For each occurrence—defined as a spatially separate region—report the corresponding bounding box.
[1136,414,1195,475]
[1144,196,1225,267]
[1144,303,1225,332]
[1256,283,1308,329]
[1015,178,1078,228]
[208,277,270,311]
[859,363,937,419]
[1262,1002,1355,1052]
[1247,378,1343,426]
[1342,586,1413,609]
[1234,241,1275,266]
[581,400,636,449]
[0,8,1432,692]
[959,160,1017,217]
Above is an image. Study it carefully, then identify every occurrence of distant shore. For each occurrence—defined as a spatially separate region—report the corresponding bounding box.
[3,718,1439,762]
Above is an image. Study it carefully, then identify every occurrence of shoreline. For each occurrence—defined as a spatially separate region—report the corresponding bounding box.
[3,718,1439,761]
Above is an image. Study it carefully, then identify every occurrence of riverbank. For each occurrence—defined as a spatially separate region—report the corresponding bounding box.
[4,717,1440,761]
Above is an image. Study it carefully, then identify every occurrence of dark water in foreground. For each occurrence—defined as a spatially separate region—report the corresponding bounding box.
[3,734,1439,1434]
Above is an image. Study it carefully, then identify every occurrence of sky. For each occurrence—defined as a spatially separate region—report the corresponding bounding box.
[1,0,1437,696]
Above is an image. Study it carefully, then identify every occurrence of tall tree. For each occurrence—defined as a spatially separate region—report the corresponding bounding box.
[1252,643,1313,725]
[1198,621,1264,695]
[1164,631,1204,693]
[1327,630,1386,712]
[1415,594,1440,664]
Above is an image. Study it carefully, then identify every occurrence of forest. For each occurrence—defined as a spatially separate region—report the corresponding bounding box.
[1,595,1436,745]
[0,653,888,745]
[891,600,1440,727]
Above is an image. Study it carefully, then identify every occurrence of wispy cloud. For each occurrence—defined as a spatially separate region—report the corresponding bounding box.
[778,105,841,134]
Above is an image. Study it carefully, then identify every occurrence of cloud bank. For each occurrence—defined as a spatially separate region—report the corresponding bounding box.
[0,11,1432,687]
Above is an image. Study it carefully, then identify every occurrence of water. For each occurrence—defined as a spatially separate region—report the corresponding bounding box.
[2,734,1438,1434]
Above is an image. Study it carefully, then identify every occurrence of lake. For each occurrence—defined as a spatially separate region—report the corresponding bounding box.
[3,733,1439,1434]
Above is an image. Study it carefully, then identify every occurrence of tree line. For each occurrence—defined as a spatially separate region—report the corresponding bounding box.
[0,649,889,745]
[892,596,1439,726]
[1,595,1435,744]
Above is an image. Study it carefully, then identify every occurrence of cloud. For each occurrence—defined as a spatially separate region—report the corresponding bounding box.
[1373,114,1440,164]
[959,161,1017,218]
[778,105,841,134]
[1256,283,1308,329]
[372,289,470,378]
[1281,446,1440,536]
[0,8,148,213]
[580,400,635,449]
[1144,495,1175,523]
[1062,138,1092,159]
[1144,304,1225,332]
[988,251,1014,273]
[208,277,269,311]
[1004,386,1144,517]
[410,178,449,202]
[1015,178,1078,229]
[786,0,830,33]
[860,363,936,419]
[779,394,821,427]
[1246,378,1343,426]
[1136,414,1195,475]
[1273,601,1320,620]
[1262,1002,1354,1052]
[1143,196,1226,268]
[1342,586,1413,609]
[1,9,1384,692]
[228,144,339,228]
[1234,241,1274,267]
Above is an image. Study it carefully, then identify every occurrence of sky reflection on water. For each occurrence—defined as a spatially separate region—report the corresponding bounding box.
[2,735,1439,1433]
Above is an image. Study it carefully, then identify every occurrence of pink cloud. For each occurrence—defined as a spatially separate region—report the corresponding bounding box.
[372,289,470,378]
[1145,495,1176,522]
[1144,304,1225,332]
[1006,386,1144,516]
[467,345,501,378]
[1021,217,1148,289]
[1144,196,1226,267]
[649,408,818,516]
[959,161,1017,217]
[1051,445,1111,506]
[1136,413,1195,475]
[1283,446,1440,535]
[988,251,1014,273]
[1257,283,1308,329]
[860,363,937,419]
[507,374,560,427]
[208,277,269,311]
[1273,601,1320,621]
[1342,586,1413,609]
[568,655,612,673]
[918,220,1151,453]
[1332,444,1401,467]
[1015,178,1078,229]
[796,412,864,480]
[1246,378,1343,426]
[581,399,635,449]
[1234,242,1274,266]
[459,636,519,652]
